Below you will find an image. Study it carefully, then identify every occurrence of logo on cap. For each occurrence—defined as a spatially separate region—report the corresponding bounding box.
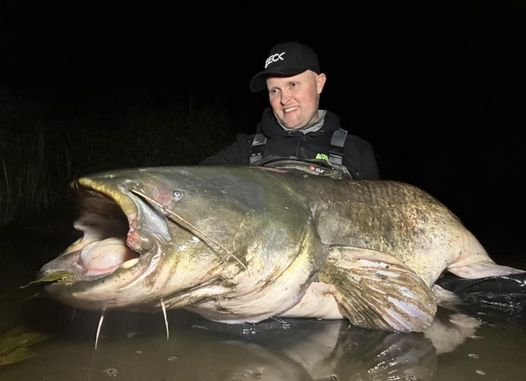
[265,52,286,69]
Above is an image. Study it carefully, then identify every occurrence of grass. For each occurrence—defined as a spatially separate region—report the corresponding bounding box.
[0,89,237,228]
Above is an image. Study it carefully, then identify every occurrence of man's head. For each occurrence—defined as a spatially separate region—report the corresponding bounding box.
[250,41,327,130]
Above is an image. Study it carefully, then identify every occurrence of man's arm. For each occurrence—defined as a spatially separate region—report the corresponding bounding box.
[359,144,380,180]
[344,135,381,180]
[199,133,253,165]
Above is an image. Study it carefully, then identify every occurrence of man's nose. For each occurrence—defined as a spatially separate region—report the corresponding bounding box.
[280,89,292,103]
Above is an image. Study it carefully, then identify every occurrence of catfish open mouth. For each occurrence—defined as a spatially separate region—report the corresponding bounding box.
[38,182,171,284]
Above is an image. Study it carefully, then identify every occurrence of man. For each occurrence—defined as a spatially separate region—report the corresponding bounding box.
[201,41,380,180]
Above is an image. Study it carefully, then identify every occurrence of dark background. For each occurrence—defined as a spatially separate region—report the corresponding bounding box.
[1,0,525,248]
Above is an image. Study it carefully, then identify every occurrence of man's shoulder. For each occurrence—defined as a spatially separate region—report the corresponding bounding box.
[346,133,372,144]
[344,134,375,154]
[234,132,256,142]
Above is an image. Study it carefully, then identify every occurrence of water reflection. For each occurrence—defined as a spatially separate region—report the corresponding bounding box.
[0,305,483,381]
[183,310,479,381]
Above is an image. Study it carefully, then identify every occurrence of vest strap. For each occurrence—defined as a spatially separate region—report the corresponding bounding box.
[328,128,347,166]
[249,133,267,165]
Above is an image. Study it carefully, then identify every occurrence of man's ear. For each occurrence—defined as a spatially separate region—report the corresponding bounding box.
[317,73,327,94]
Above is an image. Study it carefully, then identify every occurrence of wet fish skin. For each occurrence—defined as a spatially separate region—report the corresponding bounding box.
[37,165,525,332]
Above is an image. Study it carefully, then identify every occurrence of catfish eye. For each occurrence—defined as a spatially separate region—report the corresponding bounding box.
[172,190,183,201]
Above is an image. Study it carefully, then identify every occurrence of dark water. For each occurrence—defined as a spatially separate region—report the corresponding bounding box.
[1,235,525,381]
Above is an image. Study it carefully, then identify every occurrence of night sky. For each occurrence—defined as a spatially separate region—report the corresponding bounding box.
[2,0,526,242]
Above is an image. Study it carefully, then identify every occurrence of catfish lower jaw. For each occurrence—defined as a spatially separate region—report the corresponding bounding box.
[37,245,143,285]
[41,252,161,310]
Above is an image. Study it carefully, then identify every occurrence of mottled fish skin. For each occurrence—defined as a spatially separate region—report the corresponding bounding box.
[37,165,525,332]
[304,179,465,286]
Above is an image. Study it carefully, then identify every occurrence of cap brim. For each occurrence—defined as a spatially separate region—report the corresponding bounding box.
[249,68,308,92]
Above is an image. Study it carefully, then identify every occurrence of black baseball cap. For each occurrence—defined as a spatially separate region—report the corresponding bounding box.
[249,41,320,92]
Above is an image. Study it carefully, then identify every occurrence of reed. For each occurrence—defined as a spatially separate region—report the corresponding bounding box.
[0,93,235,228]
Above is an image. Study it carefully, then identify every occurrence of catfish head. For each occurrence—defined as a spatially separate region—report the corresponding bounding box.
[38,166,326,323]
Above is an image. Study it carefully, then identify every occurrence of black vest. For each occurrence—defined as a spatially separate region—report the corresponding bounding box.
[249,128,348,166]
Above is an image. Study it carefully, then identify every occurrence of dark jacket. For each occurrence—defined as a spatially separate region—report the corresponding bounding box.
[201,108,380,180]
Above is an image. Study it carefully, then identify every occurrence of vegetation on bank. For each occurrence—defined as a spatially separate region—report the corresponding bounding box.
[0,88,237,228]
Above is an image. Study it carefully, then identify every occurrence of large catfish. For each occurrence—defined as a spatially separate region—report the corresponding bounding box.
[38,161,524,332]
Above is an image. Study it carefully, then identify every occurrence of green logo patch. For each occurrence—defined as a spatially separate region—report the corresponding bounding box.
[315,153,329,162]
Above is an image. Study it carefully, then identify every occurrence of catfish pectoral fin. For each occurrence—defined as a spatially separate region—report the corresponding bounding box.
[320,247,437,332]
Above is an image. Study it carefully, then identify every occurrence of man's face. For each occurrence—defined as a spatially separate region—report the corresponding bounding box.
[266,70,326,130]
